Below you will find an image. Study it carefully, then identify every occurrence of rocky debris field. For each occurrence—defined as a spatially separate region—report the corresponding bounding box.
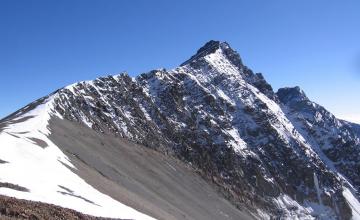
[0,195,121,220]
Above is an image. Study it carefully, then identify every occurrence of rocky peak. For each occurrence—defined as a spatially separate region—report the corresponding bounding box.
[179,40,278,101]
[277,86,309,105]
[180,40,220,66]
[180,40,243,68]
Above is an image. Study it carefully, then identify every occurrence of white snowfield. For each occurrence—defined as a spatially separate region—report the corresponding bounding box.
[0,95,156,220]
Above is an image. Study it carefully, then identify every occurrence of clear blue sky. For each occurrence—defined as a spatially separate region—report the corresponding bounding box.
[1,0,360,123]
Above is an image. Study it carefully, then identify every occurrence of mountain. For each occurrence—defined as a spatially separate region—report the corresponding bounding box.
[1,40,360,219]
[277,87,360,194]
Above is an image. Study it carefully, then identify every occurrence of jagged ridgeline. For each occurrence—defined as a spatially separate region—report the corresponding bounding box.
[1,40,360,219]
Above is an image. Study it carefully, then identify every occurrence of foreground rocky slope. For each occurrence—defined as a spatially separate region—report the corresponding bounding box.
[0,195,117,220]
[1,40,360,219]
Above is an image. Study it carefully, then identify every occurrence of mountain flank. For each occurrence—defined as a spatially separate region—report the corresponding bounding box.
[1,40,360,219]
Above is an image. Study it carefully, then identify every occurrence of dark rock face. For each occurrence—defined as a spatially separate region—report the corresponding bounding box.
[21,40,359,218]
[277,86,309,105]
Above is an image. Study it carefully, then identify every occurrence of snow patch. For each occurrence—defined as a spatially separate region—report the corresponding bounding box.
[225,128,248,152]
[272,194,314,220]
[303,201,336,220]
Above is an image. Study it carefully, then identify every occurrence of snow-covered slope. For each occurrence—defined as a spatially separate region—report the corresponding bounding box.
[0,96,155,219]
[1,40,360,219]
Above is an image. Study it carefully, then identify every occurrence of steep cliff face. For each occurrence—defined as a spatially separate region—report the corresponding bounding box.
[1,40,360,219]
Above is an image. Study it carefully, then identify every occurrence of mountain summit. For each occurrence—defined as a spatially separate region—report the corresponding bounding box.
[181,40,243,68]
[1,41,360,220]
[277,86,309,104]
